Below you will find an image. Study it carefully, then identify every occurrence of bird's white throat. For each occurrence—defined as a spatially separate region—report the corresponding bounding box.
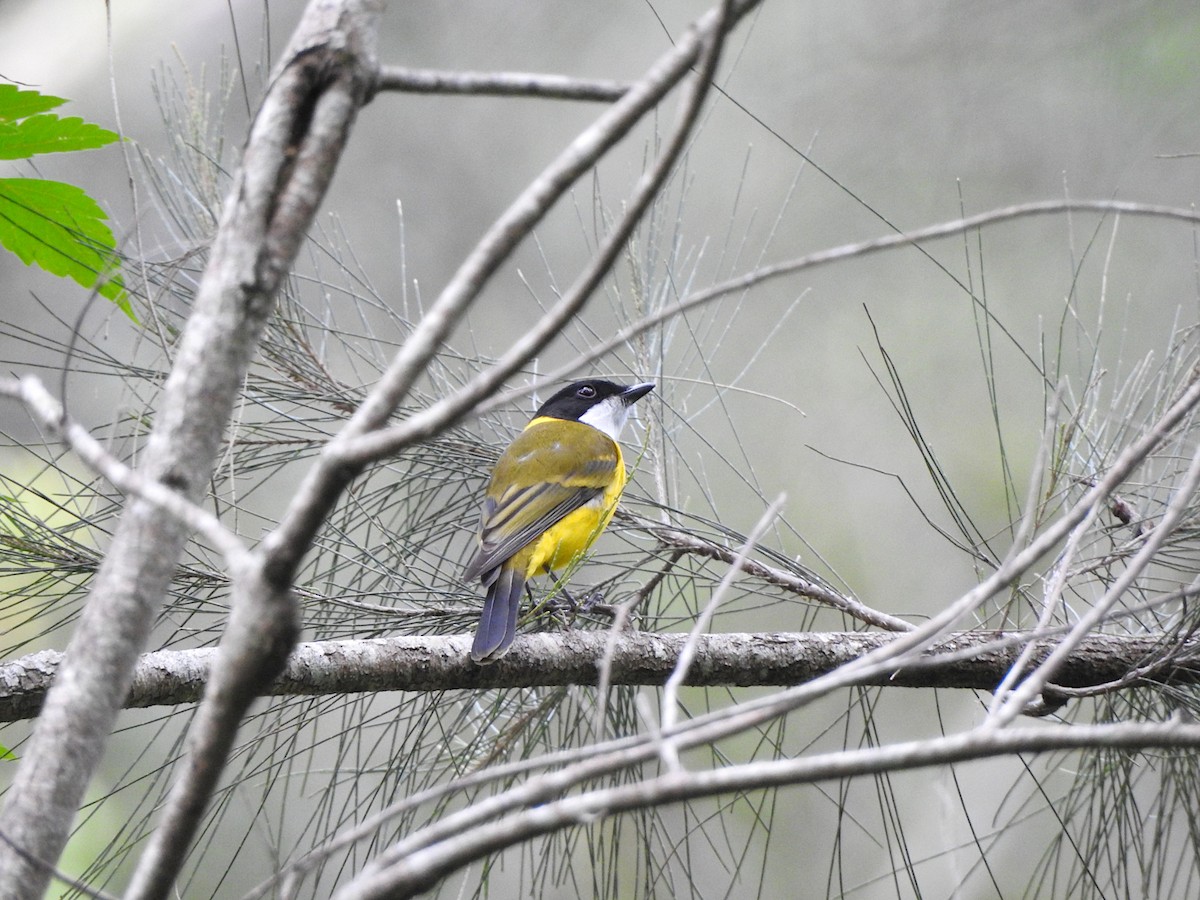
[579,396,633,441]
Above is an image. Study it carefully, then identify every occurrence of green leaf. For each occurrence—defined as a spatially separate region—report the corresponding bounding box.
[0,113,120,160]
[0,83,131,320]
[0,177,131,318]
[0,84,119,158]
[0,744,15,762]
[0,84,66,120]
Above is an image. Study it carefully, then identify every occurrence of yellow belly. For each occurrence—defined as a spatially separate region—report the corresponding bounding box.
[523,466,627,578]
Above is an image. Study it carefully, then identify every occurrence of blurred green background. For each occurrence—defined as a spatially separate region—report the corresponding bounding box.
[1,1,1197,896]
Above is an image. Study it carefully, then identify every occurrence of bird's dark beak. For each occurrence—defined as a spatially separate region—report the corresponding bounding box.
[620,382,655,406]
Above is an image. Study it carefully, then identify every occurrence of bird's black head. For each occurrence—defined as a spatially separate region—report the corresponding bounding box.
[534,379,655,437]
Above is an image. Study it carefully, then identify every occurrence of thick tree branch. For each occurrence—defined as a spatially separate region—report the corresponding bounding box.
[0,631,1193,723]
[0,2,384,891]
[121,3,382,899]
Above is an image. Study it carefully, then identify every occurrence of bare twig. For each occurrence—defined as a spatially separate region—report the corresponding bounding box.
[648,522,913,631]
[988,436,1200,726]
[0,376,248,567]
[373,65,628,102]
[661,495,785,748]
[592,550,684,736]
[485,200,1200,406]
[988,386,1089,715]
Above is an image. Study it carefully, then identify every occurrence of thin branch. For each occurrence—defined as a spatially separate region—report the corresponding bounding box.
[340,718,1200,899]
[647,522,913,632]
[590,550,685,737]
[989,436,1200,725]
[988,389,1091,715]
[0,376,249,567]
[661,495,785,744]
[373,65,628,102]
[484,200,1200,408]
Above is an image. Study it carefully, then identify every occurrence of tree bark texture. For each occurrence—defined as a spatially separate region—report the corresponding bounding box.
[0,630,1191,721]
[0,1,383,895]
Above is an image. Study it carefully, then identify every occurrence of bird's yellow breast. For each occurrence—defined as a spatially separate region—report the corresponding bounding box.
[511,416,627,579]
[524,460,626,578]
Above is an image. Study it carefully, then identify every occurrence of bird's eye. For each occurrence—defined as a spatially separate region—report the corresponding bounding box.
[577,385,596,398]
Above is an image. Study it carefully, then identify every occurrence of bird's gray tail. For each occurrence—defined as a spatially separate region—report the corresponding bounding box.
[470,564,524,663]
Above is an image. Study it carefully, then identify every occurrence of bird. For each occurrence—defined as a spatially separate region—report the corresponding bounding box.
[463,379,655,663]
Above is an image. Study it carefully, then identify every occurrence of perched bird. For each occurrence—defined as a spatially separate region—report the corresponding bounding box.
[464,379,655,663]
